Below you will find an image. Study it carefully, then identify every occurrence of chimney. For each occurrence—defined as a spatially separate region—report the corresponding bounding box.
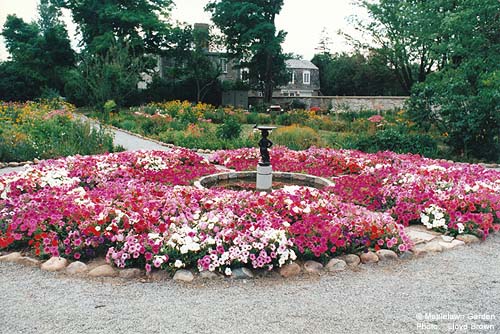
[193,23,210,51]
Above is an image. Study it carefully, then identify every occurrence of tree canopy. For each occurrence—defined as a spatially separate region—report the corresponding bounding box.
[351,0,499,161]
[206,0,288,103]
[0,0,75,100]
[407,0,500,161]
[50,0,172,53]
[353,0,451,93]
[312,52,406,96]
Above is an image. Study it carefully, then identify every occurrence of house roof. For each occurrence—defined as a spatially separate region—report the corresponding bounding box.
[286,59,318,70]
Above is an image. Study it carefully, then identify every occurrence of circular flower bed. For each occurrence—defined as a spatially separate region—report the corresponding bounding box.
[1,147,498,276]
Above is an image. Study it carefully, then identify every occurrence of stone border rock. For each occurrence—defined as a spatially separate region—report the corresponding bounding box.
[194,171,335,190]
[0,225,484,284]
[0,159,40,170]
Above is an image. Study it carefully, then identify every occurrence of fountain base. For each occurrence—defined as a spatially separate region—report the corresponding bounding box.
[195,171,334,192]
[256,165,273,191]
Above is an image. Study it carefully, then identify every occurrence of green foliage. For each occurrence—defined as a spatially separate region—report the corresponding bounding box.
[203,109,227,124]
[0,4,75,101]
[353,0,447,93]
[276,110,310,126]
[216,117,242,139]
[0,108,116,162]
[26,117,116,160]
[161,24,223,103]
[206,0,288,102]
[407,0,500,162]
[0,62,44,101]
[311,52,406,96]
[103,100,117,113]
[158,127,253,151]
[289,100,307,110]
[246,112,272,125]
[65,42,150,109]
[102,100,117,121]
[353,128,439,157]
[272,125,322,150]
[51,0,172,54]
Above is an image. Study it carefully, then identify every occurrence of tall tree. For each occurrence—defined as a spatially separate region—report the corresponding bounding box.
[50,0,173,107]
[1,1,74,99]
[65,41,151,108]
[51,0,172,53]
[352,0,451,93]
[408,0,500,161]
[206,0,288,103]
[311,52,405,96]
[162,24,222,103]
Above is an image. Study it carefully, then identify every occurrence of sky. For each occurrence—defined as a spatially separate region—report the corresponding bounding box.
[0,0,367,61]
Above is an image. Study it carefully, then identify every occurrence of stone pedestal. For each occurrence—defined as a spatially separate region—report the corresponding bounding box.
[256,165,272,191]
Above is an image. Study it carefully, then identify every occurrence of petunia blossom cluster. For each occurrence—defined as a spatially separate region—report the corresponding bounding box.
[212,147,500,238]
[1,146,498,275]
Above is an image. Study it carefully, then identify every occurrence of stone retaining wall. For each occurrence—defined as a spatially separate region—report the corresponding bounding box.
[249,96,409,111]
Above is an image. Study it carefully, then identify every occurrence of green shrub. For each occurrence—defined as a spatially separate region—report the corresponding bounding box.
[118,119,138,131]
[290,100,307,110]
[0,115,116,162]
[203,108,227,124]
[216,117,242,140]
[272,125,322,150]
[158,128,253,150]
[275,110,311,126]
[353,128,439,157]
[246,112,272,125]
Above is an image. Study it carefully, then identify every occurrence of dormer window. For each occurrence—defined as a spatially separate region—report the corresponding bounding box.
[240,68,249,81]
[303,70,310,85]
[220,58,228,73]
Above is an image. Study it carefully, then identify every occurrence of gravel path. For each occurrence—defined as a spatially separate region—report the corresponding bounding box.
[111,127,169,152]
[2,233,499,334]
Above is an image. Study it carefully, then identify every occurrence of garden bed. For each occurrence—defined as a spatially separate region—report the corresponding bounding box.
[0,147,498,277]
[0,100,119,162]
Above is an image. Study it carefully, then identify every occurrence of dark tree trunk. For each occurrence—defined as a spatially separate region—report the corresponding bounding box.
[264,51,273,103]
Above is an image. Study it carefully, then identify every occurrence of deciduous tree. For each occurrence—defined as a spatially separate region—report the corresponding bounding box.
[206,0,288,103]
[51,0,172,54]
[408,0,500,161]
[0,0,74,100]
[352,0,449,93]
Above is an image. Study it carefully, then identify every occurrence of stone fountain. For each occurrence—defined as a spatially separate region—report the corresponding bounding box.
[255,125,276,191]
[195,125,334,191]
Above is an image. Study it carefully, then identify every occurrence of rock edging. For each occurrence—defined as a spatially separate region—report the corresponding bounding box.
[0,225,486,283]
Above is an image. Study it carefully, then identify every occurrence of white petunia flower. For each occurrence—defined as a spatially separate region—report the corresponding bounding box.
[180,244,189,254]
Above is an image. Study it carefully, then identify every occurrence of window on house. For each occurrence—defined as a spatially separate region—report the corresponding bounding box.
[240,68,249,81]
[289,71,295,84]
[220,58,228,73]
[303,71,310,85]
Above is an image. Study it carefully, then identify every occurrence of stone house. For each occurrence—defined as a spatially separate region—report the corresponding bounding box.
[246,59,320,100]
[280,59,320,97]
